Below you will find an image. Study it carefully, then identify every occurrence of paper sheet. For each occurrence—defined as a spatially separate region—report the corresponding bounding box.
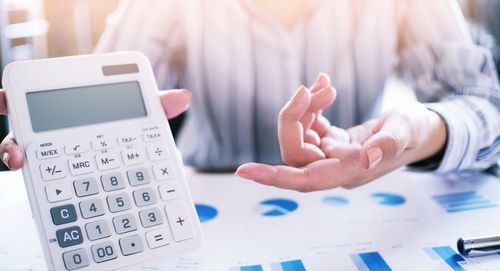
[1,168,499,271]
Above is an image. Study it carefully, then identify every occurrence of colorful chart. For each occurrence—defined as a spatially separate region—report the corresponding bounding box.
[424,246,466,271]
[257,198,298,217]
[322,196,349,206]
[351,252,392,271]
[229,265,263,271]
[432,191,496,213]
[195,203,218,223]
[270,259,306,271]
[371,192,406,206]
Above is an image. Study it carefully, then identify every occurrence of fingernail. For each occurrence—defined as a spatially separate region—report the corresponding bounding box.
[181,89,193,102]
[235,170,252,180]
[367,147,383,170]
[2,152,10,168]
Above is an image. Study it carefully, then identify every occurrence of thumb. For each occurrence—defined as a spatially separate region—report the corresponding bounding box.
[360,118,412,170]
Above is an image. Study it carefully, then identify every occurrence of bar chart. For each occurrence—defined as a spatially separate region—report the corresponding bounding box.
[432,191,496,213]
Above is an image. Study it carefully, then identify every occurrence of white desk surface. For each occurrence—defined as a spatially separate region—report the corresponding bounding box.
[1,168,500,271]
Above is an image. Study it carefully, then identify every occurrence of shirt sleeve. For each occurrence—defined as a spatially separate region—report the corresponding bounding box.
[397,0,500,173]
[94,0,186,89]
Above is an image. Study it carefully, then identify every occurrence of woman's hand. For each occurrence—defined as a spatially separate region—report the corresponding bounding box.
[236,74,447,192]
[0,88,193,170]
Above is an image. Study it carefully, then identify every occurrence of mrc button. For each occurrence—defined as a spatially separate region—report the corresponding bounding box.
[50,204,78,225]
[56,226,83,248]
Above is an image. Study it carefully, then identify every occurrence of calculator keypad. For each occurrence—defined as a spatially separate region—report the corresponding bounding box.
[34,130,196,270]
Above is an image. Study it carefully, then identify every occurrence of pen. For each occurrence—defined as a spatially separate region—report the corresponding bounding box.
[457,234,500,257]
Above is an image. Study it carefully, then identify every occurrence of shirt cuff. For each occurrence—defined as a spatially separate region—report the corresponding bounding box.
[424,100,479,173]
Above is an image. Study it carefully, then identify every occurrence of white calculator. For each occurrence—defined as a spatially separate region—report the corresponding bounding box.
[2,51,202,270]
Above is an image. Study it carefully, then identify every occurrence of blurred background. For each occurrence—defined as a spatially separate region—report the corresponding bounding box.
[0,0,498,171]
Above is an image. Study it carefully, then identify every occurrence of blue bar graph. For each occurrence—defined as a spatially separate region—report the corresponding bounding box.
[351,252,392,271]
[432,191,496,213]
[229,265,264,271]
[270,259,306,271]
[424,246,466,271]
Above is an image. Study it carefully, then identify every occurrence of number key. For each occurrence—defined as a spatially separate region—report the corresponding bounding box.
[101,172,126,191]
[107,193,131,213]
[127,168,151,186]
[139,208,163,228]
[79,198,105,219]
[63,248,89,270]
[85,220,111,241]
[112,213,138,234]
[133,188,156,207]
[91,241,117,263]
[74,178,99,197]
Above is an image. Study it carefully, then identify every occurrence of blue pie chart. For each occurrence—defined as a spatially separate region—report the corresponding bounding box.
[257,198,298,217]
[371,192,406,206]
[322,196,349,206]
[195,204,218,223]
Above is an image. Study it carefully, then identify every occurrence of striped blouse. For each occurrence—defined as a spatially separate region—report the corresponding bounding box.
[96,0,500,172]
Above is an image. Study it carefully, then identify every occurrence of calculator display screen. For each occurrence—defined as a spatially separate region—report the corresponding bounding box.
[26,81,147,132]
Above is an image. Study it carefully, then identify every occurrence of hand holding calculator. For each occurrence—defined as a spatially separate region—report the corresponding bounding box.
[2,52,202,270]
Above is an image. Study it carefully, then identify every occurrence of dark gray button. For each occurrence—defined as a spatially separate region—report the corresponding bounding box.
[63,248,89,270]
[50,204,77,225]
[91,241,118,263]
[119,235,144,256]
[56,226,83,248]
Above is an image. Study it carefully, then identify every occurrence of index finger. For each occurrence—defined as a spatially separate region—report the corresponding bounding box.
[0,89,7,115]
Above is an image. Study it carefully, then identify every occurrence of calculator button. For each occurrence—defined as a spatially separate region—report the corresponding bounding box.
[117,135,140,146]
[119,235,144,256]
[146,144,168,161]
[91,138,115,150]
[122,148,146,166]
[139,208,163,228]
[40,162,67,181]
[133,188,157,207]
[152,163,175,181]
[165,203,194,242]
[101,172,126,191]
[73,178,99,197]
[35,142,62,160]
[85,220,111,241]
[45,182,72,203]
[95,153,120,170]
[68,156,95,176]
[145,228,170,249]
[142,131,162,142]
[91,241,118,263]
[51,204,78,225]
[127,168,151,186]
[65,143,89,155]
[158,183,180,201]
[113,214,138,234]
[63,248,89,270]
[56,226,83,248]
[79,198,105,219]
[107,193,132,213]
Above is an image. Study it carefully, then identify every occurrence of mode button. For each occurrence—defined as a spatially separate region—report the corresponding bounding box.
[35,142,62,160]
